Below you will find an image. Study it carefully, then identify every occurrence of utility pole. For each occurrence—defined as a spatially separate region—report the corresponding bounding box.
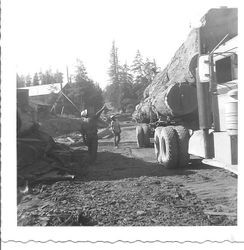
[66,66,70,84]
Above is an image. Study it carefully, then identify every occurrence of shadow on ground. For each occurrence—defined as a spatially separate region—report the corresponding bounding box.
[80,150,217,182]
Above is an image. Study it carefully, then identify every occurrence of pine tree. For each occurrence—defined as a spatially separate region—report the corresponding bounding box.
[131,52,160,101]
[103,83,119,109]
[108,41,120,85]
[53,70,63,83]
[41,70,54,85]
[143,58,159,81]
[38,71,43,85]
[118,63,135,112]
[118,64,133,97]
[75,59,89,83]
[25,74,32,87]
[33,73,39,86]
[118,63,133,85]
[16,74,26,88]
[131,50,144,77]
[65,59,104,114]
[106,41,122,109]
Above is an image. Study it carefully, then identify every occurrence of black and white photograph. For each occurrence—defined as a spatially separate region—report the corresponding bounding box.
[1,0,243,249]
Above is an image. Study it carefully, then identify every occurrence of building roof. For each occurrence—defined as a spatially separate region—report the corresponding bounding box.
[18,83,62,97]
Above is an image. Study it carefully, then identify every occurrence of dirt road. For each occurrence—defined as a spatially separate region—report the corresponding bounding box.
[17,121,237,226]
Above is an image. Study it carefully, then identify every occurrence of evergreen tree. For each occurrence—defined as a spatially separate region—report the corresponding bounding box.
[108,41,120,85]
[106,43,149,111]
[118,63,136,112]
[25,74,32,87]
[118,64,133,97]
[131,51,160,101]
[41,69,54,85]
[118,63,133,86]
[103,83,120,110]
[38,71,43,85]
[16,74,26,88]
[106,41,122,109]
[143,58,159,82]
[131,50,144,77]
[64,59,104,115]
[75,59,89,83]
[33,73,39,86]
[53,70,63,83]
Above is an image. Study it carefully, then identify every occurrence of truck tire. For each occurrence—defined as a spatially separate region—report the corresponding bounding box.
[173,125,190,168]
[159,126,179,168]
[141,124,150,147]
[154,127,163,163]
[136,125,144,148]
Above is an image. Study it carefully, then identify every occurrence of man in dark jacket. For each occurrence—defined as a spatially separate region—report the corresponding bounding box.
[80,105,107,162]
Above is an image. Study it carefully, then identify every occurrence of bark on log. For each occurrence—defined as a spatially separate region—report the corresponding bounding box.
[132,98,158,123]
[135,8,237,123]
[134,29,199,122]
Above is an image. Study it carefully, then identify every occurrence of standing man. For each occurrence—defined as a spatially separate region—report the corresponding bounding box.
[111,115,121,148]
[80,105,107,162]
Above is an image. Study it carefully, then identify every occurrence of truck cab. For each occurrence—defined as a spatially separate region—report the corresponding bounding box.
[189,35,238,172]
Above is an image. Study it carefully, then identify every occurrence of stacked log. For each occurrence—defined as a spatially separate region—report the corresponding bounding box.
[132,98,157,123]
[134,8,238,124]
[134,28,199,122]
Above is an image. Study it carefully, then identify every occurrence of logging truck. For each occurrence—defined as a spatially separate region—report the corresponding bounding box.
[135,7,238,171]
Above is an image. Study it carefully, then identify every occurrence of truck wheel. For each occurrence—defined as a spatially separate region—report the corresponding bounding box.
[173,125,190,168]
[154,127,163,163]
[159,126,179,168]
[141,124,150,147]
[136,125,144,148]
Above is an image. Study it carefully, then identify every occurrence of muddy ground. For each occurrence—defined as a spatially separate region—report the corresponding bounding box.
[17,121,237,226]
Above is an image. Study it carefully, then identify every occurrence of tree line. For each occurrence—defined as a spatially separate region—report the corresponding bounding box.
[17,70,64,88]
[16,41,160,115]
[59,59,104,115]
[104,41,160,112]
[16,60,104,117]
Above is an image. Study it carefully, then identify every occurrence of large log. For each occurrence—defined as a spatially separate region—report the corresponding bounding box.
[132,98,158,123]
[135,8,238,124]
[153,82,198,117]
[134,29,199,122]
[144,28,199,100]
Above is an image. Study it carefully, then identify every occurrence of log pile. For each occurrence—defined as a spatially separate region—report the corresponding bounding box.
[134,8,238,125]
[133,29,199,123]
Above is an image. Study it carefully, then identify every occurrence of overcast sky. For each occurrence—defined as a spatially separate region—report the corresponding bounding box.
[12,0,238,89]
